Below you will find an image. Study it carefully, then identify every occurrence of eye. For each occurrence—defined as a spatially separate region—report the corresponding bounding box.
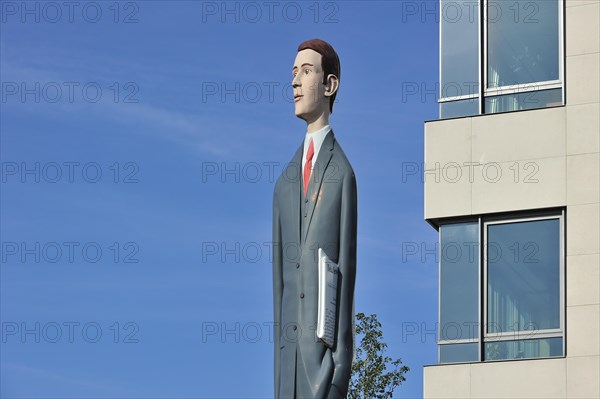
[304,68,311,74]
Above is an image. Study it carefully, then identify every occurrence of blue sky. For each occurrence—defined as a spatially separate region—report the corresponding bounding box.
[1,1,440,397]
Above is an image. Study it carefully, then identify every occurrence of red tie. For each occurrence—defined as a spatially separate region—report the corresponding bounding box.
[303,138,314,196]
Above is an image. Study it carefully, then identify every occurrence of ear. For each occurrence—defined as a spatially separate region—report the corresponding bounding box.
[324,74,339,98]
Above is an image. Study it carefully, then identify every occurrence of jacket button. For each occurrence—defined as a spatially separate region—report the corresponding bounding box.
[304,213,307,217]
[296,263,300,269]
[305,198,308,203]
[300,292,304,299]
[293,325,297,331]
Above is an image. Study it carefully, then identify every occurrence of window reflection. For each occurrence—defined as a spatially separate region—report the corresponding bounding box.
[487,219,561,334]
[440,99,479,119]
[485,88,562,114]
[487,0,559,88]
[441,0,479,95]
[437,215,564,364]
[440,222,479,341]
[440,343,479,363]
[437,0,563,119]
[485,338,563,361]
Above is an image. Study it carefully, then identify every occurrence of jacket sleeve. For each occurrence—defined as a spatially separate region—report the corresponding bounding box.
[330,170,358,397]
[272,187,283,399]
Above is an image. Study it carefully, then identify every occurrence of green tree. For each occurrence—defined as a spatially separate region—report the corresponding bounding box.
[348,312,409,399]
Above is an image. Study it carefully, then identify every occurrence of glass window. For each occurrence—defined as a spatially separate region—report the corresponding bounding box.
[440,222,479,342]
[440,99,479,119]
[485,88,562,114]
[486,219,561,335]
[487,0,560,88]
[437,213,564,364]
[440,343,479,363]
[485,337,563,361]
[440,0,479,99]
[437,0,563,119]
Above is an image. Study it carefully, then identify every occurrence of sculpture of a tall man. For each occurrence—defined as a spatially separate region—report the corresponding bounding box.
[272,38,357,399]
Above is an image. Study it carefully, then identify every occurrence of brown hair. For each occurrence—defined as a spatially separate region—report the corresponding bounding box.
[297,38,340,113]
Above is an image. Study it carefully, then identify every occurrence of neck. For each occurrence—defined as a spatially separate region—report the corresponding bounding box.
[305,112,330,133]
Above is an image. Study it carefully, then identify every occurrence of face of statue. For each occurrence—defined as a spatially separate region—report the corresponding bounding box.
[291,49,331,122]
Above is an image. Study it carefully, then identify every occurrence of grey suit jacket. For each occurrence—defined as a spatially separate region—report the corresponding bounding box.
[273,130,357,399]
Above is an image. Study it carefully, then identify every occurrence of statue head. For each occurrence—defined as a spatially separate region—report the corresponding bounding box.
[292,39,340,124]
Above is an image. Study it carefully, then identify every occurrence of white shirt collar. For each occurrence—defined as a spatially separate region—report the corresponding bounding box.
[303,125,331,170]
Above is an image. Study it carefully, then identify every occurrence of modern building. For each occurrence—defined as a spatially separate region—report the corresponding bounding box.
[423,0,599,397]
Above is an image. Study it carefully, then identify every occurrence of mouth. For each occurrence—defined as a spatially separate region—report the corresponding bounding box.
[294,95,303,102]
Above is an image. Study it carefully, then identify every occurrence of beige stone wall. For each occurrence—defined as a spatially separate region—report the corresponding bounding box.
[424,0,599,397]
[424,107,568,218]
[564,0,600,397]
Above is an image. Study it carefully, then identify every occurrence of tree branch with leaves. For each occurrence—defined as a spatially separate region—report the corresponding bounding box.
[348,312,409,399]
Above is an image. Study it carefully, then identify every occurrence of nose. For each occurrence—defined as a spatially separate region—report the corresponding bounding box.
[292,74,301,88]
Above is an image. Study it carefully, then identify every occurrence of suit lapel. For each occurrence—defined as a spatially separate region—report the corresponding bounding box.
[289,143,303,246]
[302,130,335,243]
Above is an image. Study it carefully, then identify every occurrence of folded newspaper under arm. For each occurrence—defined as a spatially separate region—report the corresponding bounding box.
[317,248,339,348]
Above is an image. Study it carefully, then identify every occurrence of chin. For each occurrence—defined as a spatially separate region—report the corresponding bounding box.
[295,114,310,123]
[294,108,308,120]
